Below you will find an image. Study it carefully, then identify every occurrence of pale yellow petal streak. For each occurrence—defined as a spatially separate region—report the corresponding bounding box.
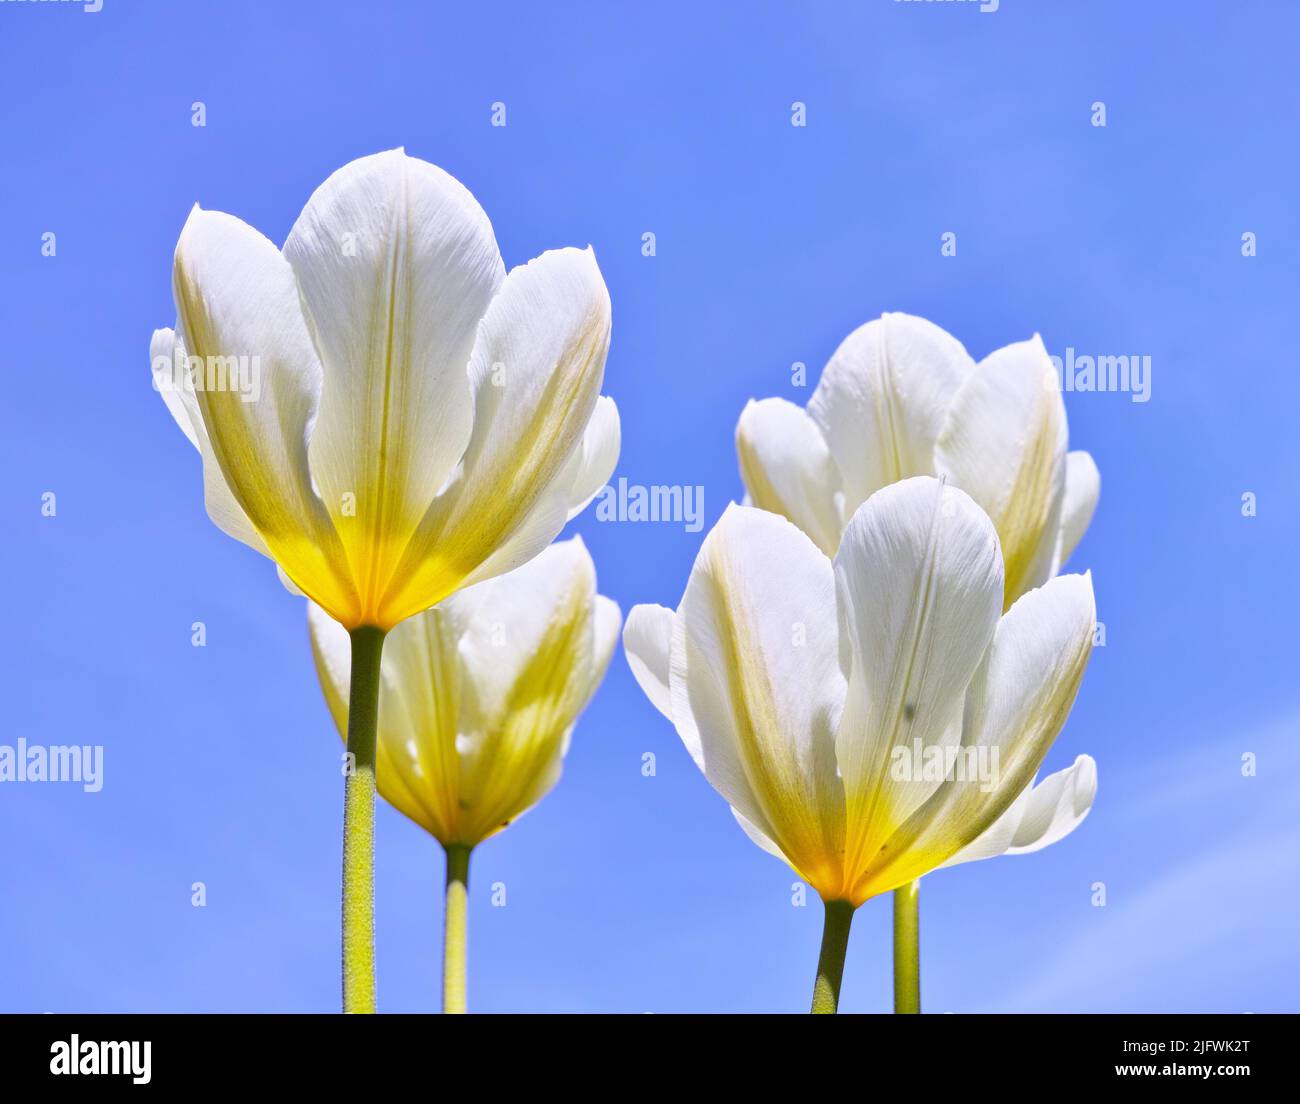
[995,386,1066,606]
[856,573,1094,899]
[702,546,844,897]
[378,249,610,628]
[831,479,1003,902]
[173,208,356,622]
[935,338,1067,610]
[452,574,593,844]
[374,610,464,841]
[284,151,503,626]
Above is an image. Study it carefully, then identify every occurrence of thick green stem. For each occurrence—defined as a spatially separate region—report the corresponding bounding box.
[442,844,472,1014]
[810,899,855,1013]
[893,878,921,1014]
[342,625,386,1014]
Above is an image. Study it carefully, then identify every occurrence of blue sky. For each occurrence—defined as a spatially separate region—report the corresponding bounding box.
[1,1,1297,1012]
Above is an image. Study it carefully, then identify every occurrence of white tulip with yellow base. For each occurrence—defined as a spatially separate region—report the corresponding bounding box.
[734,313,1100,1009]
[309,537,620,1013]
[623,477,1095,1012]
[151,150,618,1011]
[735,312,1099,608]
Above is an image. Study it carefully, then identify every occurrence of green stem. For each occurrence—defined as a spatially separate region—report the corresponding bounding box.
[341,625,386,1014]
[893,878,921,1014]
[810,899,855,1013]
[443,844,472,1014]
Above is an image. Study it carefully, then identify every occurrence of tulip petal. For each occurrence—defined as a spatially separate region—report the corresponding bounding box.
[306,601,350,733]
[151,326,270,556]
[935,335,1067,607]
[670,504,846,894]
[173,206,354,618]
[735,397,843,555]
[566,395,621,520]
[867,572,1096,894]
[1005,753,1097,854]
[937,753,1097,868]
[283,150,505,620]
[379,247,611,627]
[832,476,1003,899]
[1055,450,1100,569]
[444,537,601,843]
[937,778,1035,868]
[276,565,306,596]
[623,603,676,723]
[151,327,200,449]
[808,313,974,513]
[732,806,793,864]
[446,539,595,728]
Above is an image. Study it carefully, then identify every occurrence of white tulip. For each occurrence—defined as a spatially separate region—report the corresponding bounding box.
[309,537,620,1012]
[625,478,1095,1009]
[736,313,1100,867]
[152,148,620,1013]
[736,312,1099,606]
[153,148,618,632]
[309,537,620,849]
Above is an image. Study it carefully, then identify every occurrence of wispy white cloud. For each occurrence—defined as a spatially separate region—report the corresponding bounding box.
[997,713,1300,1012]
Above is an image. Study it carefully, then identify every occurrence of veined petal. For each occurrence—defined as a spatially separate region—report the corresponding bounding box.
[548,594,622,774]
[670,504,846,897]
[938,752,1098,868]
[937,777,1035,868]
[173,206,354,619]
[1055,450,1100,570]
[832,476,1003,902]
[310,539,611,847]
[623,603,675,722]
[284,149,505,622]
[566,395,621,520]
[377,246,611,628]
[808,313,974,513]
[735,397,843,555]
[151,326,269,556]
[935,335,1067,608]
[865,572,1096,896]
[446,539,595,730]
[1005,753,1097,854]
[445,537,603,844]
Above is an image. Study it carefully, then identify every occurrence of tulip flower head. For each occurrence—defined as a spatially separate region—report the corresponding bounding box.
[152,149,618,631]
[309,537,620,848]
[153,149,620,1013]
[624,477,1096,907]
[736,313,1099,608]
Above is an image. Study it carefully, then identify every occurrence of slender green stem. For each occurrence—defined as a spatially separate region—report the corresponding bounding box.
[341,625,386,1014]
[442,844,472,1014]
[810,899,855,1013]
[893,878,921,1014]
